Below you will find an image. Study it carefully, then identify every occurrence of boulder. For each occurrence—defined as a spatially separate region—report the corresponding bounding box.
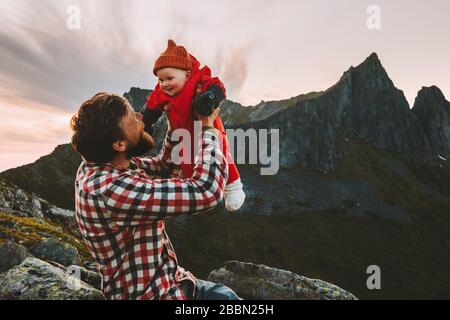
[0,241,29,272]
[46,206,81,237]
[0,179,44,219]
[30,238,81,267]
[0,257,104,300]
[208,261,357,300]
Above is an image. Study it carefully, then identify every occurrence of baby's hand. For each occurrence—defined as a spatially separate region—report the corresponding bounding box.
[195,83,203,95]
[163,102,173,113]
[194,105,220,129]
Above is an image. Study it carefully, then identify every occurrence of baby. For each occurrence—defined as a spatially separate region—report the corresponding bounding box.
[142,39,245,212]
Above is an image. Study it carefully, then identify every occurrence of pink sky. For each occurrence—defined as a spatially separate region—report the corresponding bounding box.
[0,0,449,171]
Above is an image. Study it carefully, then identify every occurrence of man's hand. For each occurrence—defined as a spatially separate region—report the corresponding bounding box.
[196,107,220,129]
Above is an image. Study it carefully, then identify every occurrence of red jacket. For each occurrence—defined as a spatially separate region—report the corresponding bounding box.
[146,55,240,184]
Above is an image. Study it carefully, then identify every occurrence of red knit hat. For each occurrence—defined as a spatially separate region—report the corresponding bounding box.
[153,39,193,75]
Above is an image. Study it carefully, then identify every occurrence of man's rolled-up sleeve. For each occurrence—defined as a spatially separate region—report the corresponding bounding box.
[101,129,228,226]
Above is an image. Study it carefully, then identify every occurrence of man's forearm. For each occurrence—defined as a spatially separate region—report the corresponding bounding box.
[134,130,179,176]
[103,128,228,225]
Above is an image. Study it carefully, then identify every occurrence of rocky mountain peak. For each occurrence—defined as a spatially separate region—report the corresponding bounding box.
[229,52,435,172]
[350,52,395,93]
[123,87,152,112]
[338,52,392,90]
[412,85,450,159]
[363,52,381,66]
[336,52,437,166]
[416,85,448,105]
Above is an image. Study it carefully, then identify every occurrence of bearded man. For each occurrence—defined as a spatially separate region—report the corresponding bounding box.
[70,92,240,300]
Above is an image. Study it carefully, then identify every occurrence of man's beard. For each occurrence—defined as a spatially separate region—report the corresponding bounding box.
[125,131,155,159]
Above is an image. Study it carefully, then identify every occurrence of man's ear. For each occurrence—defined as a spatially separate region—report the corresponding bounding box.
[186,70,191,78]
[112,140,127,152]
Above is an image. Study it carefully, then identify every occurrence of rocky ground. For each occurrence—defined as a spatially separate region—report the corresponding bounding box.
[0,178,355,300]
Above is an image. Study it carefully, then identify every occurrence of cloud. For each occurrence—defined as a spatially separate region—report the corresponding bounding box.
[214,45,253,100]
[0,0,284,110]
[0,98,72,171]
[0,99,71,145]
[0,0,270,169]
[0,0,162,112]
[1,0,450,170]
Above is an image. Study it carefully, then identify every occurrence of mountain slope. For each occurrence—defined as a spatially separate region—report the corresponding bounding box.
[0,144,81,210]
[0,88,152,210]
[1,53,450,298]
[224,53,435,172]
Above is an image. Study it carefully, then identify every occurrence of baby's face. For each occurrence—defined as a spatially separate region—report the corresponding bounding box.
[156,67,190,97]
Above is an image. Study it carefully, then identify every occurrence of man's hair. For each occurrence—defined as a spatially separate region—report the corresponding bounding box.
[70,92,129,163]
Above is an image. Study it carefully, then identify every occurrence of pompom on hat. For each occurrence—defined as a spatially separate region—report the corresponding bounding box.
[153,39,194,75]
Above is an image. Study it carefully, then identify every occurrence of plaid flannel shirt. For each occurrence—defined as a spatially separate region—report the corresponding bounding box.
[74,129,228,300]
